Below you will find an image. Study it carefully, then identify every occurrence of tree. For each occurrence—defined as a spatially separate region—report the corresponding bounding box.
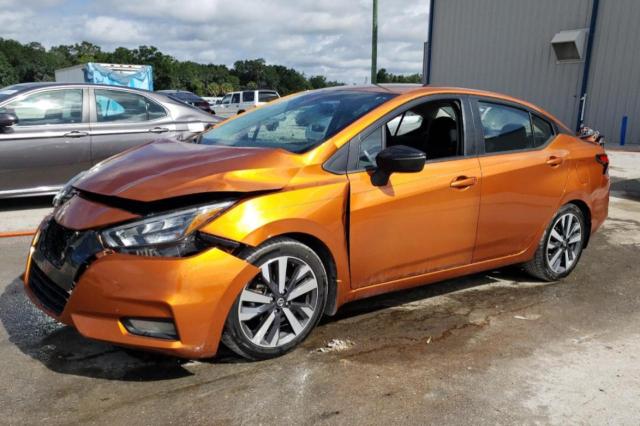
[206,82,221,96]
[309,75,341,89]
[0,52,18,86]
[233,59,266,87]
[309,75,327,89]
[0,38,345,94]
[220,82,234,95]
[377,68,421,84]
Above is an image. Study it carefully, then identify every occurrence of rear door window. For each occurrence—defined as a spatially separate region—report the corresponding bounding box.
[0,89,83,125]
[231,93,240,103]
[95,90,166,123]
[478,102,533,153]
[242,91,255,102]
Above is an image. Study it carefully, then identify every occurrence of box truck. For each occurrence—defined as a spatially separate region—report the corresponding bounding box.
[54,63,154,91]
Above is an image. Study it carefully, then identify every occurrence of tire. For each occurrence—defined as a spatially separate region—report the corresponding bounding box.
[221,238,328,360]
[237,110,245,115]
[524,204,586,281]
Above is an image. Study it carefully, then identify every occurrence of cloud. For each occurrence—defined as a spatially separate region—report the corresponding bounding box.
[84,16,148,44]
[2,0,430,84]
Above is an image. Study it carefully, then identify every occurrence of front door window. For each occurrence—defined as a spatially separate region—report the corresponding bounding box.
[0,89,83,126]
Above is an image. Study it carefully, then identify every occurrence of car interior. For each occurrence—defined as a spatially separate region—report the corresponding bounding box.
[479,102,535,153]
[96,91,166,123]
[357,100,464,169]
[0,91,83,126]
[385,100,463,160]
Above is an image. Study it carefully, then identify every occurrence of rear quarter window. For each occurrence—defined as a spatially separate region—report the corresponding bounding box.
[532,114,555,147]
[258,91,279,102]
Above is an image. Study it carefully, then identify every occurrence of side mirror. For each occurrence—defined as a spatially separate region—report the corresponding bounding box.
[371,145,426,186]
[0,113,18,128]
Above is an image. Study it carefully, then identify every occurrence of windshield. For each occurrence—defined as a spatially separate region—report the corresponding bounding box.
[199,90,396,153]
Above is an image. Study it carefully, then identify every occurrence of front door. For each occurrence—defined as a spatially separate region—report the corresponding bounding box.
[0,88,91,195]
[471,99,570,262]
[228,92,241,115]
[347,97,481,288]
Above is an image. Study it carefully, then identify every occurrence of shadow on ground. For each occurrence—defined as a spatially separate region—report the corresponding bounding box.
[0,265,538,382]
[610,177,640,202]
[0,277,197,381]
[0,196,53,212]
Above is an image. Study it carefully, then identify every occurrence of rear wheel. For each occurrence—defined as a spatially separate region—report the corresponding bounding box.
[524,204,586,281]
[221,238,327,360]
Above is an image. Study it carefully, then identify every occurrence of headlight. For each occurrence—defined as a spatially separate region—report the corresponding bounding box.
[101,201,235,253]
[53,171,87,207]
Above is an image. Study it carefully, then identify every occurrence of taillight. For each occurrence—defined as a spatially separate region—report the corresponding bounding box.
[595,153,609,174]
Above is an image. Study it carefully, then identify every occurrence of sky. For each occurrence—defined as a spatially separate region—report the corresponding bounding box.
[0,0,429,84]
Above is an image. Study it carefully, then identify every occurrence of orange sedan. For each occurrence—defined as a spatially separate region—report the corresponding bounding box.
[24,85,609,360]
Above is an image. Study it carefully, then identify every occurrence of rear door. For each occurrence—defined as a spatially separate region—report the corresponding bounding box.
[89,88,176,163]
[0,87,91,195]
[471,98,570,262]
[241,90,255,111]
[347,96,481,288]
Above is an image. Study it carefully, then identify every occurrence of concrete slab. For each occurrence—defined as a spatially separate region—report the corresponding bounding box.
[0,152,638,424]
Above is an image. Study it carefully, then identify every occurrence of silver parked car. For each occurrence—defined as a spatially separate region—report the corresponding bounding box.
[0,83,222,199]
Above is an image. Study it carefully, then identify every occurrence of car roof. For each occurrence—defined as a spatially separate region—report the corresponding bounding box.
[157,89,195,94]
[2,82,155,94]
[319,84,568,130]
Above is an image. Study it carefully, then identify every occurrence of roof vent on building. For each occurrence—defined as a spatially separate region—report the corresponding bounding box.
[551,29,588,62]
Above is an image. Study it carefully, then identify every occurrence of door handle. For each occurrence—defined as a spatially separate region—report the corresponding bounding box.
[63,131,89,138]
[546,156,563,167]
[450,176,477,189]
[149,127,170,134]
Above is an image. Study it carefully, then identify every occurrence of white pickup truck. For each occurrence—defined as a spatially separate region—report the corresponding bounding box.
[212,90,279,117]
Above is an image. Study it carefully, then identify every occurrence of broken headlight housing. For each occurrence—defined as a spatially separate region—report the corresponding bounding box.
[53,170,86,207]
[101,200,235,257]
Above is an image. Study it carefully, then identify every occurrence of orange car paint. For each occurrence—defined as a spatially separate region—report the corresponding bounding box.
[23,85,609,358]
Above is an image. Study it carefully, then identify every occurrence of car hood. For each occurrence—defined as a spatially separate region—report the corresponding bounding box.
[74,139,302,202]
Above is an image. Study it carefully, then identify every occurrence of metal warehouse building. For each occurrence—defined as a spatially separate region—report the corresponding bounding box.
[424,0,640,145]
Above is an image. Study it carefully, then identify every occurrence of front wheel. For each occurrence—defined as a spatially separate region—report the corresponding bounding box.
[221,238,327,360]
[524,204,586,281]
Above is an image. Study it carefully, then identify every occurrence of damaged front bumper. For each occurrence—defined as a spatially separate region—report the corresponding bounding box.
[23,217,259,358]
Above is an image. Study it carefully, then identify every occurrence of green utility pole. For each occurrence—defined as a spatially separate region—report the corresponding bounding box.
[371,0,378,84]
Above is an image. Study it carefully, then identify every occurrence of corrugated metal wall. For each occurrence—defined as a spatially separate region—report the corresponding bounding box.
[429,0,592,128]
[584,0,640,144]
[429,0,640,144]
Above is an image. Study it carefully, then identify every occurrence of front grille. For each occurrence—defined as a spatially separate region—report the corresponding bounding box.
[41,220,78,268]
[28,263,70,315]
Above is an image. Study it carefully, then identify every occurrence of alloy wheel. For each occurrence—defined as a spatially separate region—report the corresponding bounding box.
[237,256,319,348]
[546,212,582,274]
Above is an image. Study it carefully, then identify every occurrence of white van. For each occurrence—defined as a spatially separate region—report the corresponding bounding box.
[212,90,279,117]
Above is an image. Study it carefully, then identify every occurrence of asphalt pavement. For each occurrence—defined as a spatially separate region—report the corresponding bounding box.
[0,151,638,425]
